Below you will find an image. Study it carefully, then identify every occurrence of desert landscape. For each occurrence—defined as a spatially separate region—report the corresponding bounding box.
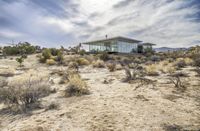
[0,44,199,131]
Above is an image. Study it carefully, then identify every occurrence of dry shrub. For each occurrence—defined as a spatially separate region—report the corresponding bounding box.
[46,59,56,65]
[0,68,15,77]
[77,58,90,66]
[145,64,159,76]
[65,74,89,97]
[174,58,187,68]
[0,75,51,111]
[46,102,59,110]
[116,64,123,70]
[169,74,187,92]
[68,61,79,72]
[184,57,194,65]
[194,58,200,67]
[92,60,105,68]
[106,62,116,72]
[158,61,176,74]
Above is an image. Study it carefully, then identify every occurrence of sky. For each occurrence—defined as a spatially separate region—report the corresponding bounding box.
[0,0,200,48]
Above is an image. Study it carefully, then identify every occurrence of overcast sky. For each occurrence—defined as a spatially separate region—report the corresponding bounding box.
[0,0,200,47]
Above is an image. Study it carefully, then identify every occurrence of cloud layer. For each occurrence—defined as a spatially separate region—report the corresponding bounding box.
[0,0,200,47]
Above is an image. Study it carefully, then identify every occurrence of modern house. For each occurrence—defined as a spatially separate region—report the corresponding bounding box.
[82,36,155,53]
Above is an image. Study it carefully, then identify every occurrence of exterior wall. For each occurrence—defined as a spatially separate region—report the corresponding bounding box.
[117,41,138,53]
[88,40,138,53]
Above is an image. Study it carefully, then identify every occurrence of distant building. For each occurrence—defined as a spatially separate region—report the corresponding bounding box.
[82,36,155,53]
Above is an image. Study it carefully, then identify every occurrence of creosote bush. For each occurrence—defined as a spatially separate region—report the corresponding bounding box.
[65,74,89,97]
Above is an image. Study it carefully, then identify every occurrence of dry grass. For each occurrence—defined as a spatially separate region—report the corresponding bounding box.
[0,67,15,77]
[145,64,159,76]
[65,74,89,97]
[92,60,105,68]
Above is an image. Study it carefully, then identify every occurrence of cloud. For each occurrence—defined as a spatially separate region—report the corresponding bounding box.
[0,0,199,47]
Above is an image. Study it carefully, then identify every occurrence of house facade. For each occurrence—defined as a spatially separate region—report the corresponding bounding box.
[82,36,155,53]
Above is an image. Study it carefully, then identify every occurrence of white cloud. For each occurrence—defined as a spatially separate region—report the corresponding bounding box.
[0,0,199,47]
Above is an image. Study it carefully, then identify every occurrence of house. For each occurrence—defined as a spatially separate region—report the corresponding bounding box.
[82,36,155,53]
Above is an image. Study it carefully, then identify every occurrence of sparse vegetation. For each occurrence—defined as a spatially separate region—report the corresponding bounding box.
[77,58,90,66]
[92,60,105,68]
[106,62,116,72]
[169,73,187,92]
[65,74,89,97]
[0,76,51,112]
[145,64,159,76]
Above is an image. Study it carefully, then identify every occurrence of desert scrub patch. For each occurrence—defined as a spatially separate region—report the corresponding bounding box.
[77,58,90,66]
[145,64,159,76]
[46,59,56,65]
[92,60,105,68]
[65,74,89,97]
[106,62,116,72]
[0,74,52,112]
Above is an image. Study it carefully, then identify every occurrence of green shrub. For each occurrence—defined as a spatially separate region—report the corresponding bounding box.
[16,56,25,67]
[42,49,52,60]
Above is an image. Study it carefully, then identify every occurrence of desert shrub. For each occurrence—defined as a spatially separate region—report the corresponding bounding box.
[194,58,200,67]
[151,55,160,62]
[0,76,51,109]
[42,49,52,60]
[169,73,186,91]
[54,50,64,64]
[107,62,116,72]
[145,64,159,76]
[46,102,59,110]
[194,67,200,76]
[46,59,56,65]
[174,59,187,68]
[68,62,79,71]
[3,42,36,56]
[92,60,105,68]
[16,56,25,67]
[115,64,123,70]
[49,48,59,56]
[65,74,89,97]
[77,58,90,66]
[98,51,109,61]
[79,49,86,56]
[184,57,194,66]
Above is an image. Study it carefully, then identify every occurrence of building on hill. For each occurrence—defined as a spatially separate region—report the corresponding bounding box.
[82,36,155,53]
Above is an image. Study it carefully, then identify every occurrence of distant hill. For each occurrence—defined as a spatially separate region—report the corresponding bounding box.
[155,47,188,52]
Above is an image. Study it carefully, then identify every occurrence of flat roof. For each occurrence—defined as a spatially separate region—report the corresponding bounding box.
[82,36,142,45]
[142,43,156,46]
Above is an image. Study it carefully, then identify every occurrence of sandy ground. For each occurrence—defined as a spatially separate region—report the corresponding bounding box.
[0,54,199,131]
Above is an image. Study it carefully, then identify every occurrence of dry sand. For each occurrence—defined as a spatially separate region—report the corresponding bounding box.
[0,55,199,131]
